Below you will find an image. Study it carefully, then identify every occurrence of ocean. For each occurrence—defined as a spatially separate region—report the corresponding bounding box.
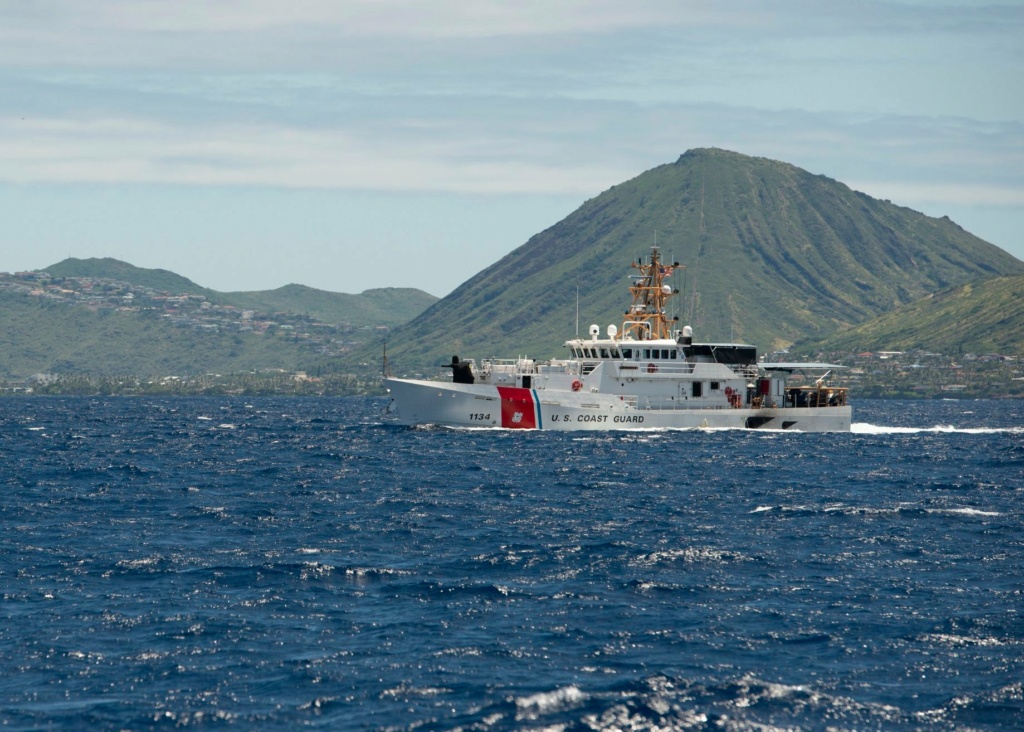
[1,397,1021,730]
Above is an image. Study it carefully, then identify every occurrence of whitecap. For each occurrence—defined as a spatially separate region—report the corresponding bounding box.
[926,507,1001,517]
[515,685,587,721]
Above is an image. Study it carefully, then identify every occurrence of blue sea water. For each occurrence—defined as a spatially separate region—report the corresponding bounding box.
[1,397,1022,731]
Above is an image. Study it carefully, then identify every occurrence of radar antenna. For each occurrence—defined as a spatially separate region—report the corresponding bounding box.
[620,245,683,341]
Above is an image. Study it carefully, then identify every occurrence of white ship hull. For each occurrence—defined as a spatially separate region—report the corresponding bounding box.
[383,245,852,433]
[385,378,851,432]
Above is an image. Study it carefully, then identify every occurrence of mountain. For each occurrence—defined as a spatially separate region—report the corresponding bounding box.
[796,275,1024,357]
[42,258,437,328]
[0,259,437,378]
[46,258,214,297]
[377,148,1024,370]
[222,285,437,329]
[0,289,309,376]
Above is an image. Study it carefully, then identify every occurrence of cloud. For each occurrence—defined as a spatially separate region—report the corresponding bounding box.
[4,100,1021,215]
[0,115,631,195]
[0,0,747,71]
[92,0,734,36]
[2,1,1020,208]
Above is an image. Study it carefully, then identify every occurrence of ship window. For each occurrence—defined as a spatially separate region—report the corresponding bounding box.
[600,348,610,358]
[670,350,678,360]
[652,350,660,359]
[693,382,703,397]
[611,349,621,358]
[643,349,651,359]
[711,381,720,390]
[661,349,670,359]
[621,348,632,359]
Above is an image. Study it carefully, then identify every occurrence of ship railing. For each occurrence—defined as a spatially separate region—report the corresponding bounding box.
[735,365,760,380]
[537,360,572,374]
[783,385,849,408]
[632,397,735,411]
[479,358,539,376]
[615,362,696,375]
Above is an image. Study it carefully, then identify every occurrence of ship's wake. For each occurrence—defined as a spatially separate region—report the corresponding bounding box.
[852,423,1023,435]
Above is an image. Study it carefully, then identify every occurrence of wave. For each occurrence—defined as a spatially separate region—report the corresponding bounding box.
[440,673,1024,730]
[852,423,1023,435]
[749,503,1002,518]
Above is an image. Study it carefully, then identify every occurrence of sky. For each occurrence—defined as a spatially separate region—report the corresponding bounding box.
[1,0,1022,297]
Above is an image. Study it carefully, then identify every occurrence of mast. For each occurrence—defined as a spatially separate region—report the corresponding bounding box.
[621,246,682,341]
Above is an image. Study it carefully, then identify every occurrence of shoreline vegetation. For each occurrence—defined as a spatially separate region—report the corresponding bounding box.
[3,350,1021,399]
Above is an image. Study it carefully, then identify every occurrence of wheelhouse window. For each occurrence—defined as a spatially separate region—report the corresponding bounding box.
[621,348,632,359]
[611,349,621,358]
[600,348,610,358]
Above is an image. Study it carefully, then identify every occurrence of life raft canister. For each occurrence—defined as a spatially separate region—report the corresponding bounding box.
[571,379,583,392]
[646,363,657,374]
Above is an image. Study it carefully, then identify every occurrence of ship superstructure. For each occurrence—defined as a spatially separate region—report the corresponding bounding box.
[385,246,850,431]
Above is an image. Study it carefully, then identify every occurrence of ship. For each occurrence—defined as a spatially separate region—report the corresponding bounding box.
[384,246,851,431]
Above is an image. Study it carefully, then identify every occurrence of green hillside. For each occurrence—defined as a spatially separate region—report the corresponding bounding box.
[0,258,437,379]
[0,290,308,376]
[225,285,438,328]
[46,258,214,297]
[42,258,437,327]
[376,149,1024,371]
[797,275,1024,357]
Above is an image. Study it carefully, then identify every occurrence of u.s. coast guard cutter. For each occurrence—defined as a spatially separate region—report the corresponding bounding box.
[384,246,851,431]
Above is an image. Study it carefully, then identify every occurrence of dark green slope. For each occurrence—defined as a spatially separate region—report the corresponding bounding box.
[0,291,307,377]
[380,149,1024,370]
[797,275,1024,357]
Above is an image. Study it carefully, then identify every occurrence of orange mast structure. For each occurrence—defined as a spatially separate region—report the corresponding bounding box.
[621,246,683,341]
